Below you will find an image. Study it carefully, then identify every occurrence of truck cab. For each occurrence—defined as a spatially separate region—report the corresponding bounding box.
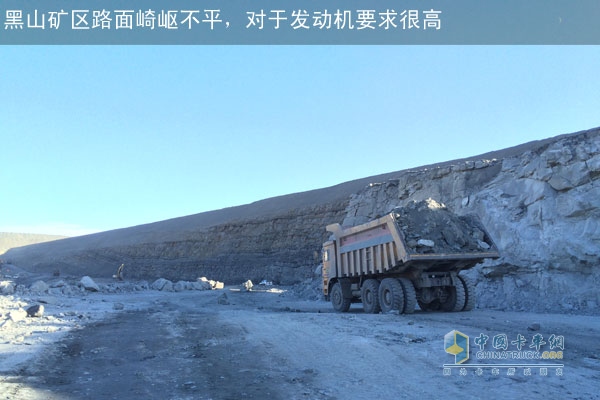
[322,240,336,297]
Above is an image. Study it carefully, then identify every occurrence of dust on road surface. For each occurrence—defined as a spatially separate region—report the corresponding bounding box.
[1,287,599,400]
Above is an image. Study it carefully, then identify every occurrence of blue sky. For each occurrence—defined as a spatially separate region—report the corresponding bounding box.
[1,46,599,236]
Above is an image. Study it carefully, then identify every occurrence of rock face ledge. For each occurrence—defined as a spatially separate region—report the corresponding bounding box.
[3,127,599,314]
[342,128,599,314]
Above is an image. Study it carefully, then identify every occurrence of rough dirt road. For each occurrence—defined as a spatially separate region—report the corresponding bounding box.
[1,287,599,400]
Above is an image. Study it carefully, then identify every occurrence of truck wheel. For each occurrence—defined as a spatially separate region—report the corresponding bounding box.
[361,279,381,314]
[378,278,404,314]
[397,278,417,314]
[458,275,476,311]
[440,280,466,312]
[330,282,351,312]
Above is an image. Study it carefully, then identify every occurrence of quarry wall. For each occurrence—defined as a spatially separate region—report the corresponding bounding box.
[342,128,599,313]
[4,127,599,313]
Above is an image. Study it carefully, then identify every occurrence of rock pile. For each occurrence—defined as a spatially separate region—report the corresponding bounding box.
[150,277,224,292]
[393,199,494,254]
[1,274,224,297]
[26,304,44,317]
[0,296,46,330]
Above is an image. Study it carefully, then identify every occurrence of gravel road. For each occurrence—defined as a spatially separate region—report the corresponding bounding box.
[1,285,598,400]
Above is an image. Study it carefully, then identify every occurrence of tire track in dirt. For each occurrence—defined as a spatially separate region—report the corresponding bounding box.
[12,300,294,400]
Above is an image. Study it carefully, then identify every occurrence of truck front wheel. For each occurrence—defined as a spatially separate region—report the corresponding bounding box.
[330,282,351,312]
[361,279,381,314]
[378,278,405,313]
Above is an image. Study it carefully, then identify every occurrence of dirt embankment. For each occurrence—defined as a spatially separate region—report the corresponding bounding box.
[0,233,66,256]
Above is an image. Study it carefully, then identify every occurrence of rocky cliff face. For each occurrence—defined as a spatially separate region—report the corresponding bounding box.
[4,127,599,314]
[342,128,600,314]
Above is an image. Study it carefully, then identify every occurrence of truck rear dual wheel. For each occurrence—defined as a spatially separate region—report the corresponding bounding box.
[361,279,381,314]
[378,278,405,314]
[440,279,466,312]
[331,282,351,312]
[458,275,476,311]
[397,278,417,314]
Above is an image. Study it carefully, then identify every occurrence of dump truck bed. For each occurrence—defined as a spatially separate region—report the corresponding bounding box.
[326,203,499,277]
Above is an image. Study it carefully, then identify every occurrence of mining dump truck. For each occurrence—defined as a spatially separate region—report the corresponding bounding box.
[322,199,499,314]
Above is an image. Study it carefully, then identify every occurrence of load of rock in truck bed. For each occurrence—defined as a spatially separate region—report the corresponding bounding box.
[393,199,493,254]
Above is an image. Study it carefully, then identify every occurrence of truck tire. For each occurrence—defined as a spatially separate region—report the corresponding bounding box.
[397,278,417,314]
[330,282,351,312]
[361,279,381,314]
[378,278,404,314]
[440,280,466,312]
[458,275,476,311]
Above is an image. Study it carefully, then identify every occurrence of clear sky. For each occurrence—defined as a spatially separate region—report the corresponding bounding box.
[1,46,599,236]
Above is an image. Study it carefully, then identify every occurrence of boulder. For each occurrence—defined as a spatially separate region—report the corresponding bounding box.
[173,281,190,292]
[26,304,44,317]
[80,276,100,292]
[217,293,230,305]
[212,281,224,290]
[417,239,435,248]
[191,281,210,290]
[30,280,49,293]
[151,278,173,291]
[50,280,67,288]
[198,277,224,290]
[242,280,253,291]
[0,280,15,295]
[528,322,541,331]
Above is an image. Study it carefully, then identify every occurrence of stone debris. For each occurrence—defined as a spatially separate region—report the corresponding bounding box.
[477,240,491,250]
[198,277,224,290]
[29,280,49,293]
[113,303,125,310]
[0,276,222,294]
[79,276,100,292]
[0,280,16,295]
[242,280,253,292]
[417,239,435,248]
[527,322,541,331]
[213,281,225,290]
[192,281,211,291]
[150,277,224,292]
[151,278,173,292]
[26,304,45,317]
[49,280,67,288]
[217,292,230,305]
[9,308,28,323]
[394,199,494,254]
[173,280,189,292]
